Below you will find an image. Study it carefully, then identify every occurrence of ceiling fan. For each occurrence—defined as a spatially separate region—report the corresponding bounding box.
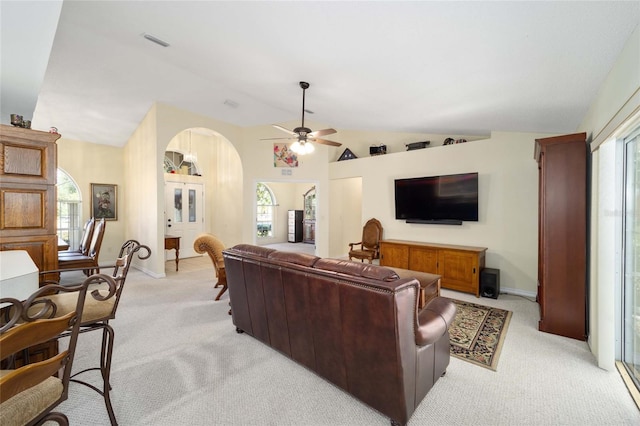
[262,81,341,154]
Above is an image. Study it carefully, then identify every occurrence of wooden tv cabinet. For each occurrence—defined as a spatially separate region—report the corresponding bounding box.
[379,239,487,297]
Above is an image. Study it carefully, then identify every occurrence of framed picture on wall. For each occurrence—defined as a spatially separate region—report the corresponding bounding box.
[274,143,298,167]
[90,183,118,220]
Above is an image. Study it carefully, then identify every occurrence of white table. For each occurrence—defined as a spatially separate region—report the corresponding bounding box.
[0,250,39,303]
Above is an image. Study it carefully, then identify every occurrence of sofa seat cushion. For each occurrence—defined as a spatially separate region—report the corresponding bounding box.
[0,371,63,426]
[314,258,399,281]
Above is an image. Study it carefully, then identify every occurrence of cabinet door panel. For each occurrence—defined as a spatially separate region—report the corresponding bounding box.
[438,250,477,293]
[408,247,438,273]
[380,243,408,269]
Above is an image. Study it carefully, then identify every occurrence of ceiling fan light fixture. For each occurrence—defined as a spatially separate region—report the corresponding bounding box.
[260,81,340,153]
[290,140,302,154]
[304,142,315,154]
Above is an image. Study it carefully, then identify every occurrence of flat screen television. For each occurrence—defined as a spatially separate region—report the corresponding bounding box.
[394,172,479,224]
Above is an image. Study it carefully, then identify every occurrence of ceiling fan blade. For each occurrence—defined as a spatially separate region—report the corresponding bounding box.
[308,128,337,138]
[311,138,342,147]
[272,124,297,136]
[260,137,296,141]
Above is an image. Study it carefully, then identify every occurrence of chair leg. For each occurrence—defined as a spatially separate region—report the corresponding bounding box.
[100,325,118,426]
[70,323,118,426]
[214,283,228,301]
[38,411,69,425]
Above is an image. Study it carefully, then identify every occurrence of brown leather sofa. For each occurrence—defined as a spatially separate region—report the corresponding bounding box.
[223,244,456,426]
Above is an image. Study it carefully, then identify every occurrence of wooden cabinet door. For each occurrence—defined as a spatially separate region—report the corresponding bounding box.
[438,250,478,294]
[379,242,409,269]
[408,247,438,273]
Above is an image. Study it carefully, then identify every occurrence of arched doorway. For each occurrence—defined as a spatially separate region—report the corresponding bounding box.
[162,127,243,265]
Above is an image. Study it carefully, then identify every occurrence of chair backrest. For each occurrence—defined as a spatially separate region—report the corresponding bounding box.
[361,218,383,250]
[87,218,106,259]
[0,277,100,425]
[106,240,151,316]
[78,217,95,255]
[193,234,226,275]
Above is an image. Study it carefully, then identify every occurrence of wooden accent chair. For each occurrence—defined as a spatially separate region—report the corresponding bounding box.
[348,218,384,263]
[58,218,106,275]
[58,217,95,258]
[193,234,228,301]
[0,275,104,426]
[38,240,151,425]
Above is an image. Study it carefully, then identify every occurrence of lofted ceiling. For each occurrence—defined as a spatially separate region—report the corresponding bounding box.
[2,1,639,147]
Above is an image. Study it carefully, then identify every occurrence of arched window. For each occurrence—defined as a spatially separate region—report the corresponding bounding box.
[57,169,82,247]
[256,183,276,238]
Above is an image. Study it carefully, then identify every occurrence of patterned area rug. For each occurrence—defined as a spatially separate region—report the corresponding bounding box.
[448,299,512,371]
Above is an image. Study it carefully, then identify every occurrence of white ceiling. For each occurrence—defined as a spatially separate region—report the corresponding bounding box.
[2,1,639,147]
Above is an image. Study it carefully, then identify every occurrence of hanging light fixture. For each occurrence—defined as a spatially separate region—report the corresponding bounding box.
[289,137,315,155]
[178,130,199,174]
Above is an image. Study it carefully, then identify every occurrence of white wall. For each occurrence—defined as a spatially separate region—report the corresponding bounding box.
[330,131,550,296]
[578,24,640,370]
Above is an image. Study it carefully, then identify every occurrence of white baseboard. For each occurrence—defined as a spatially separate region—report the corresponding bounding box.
[133,265,164,278]
[500,286,536,300]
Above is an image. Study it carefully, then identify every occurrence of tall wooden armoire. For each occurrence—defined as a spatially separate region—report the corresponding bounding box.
[534,132,587,341]
[0,124,60,283]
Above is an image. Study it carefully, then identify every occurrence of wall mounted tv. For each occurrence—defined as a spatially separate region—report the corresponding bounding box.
[394,172,479,225]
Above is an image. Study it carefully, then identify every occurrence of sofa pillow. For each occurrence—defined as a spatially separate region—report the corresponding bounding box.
[229,244,276,258]
[314,258,399,281]
[268,251,320,267]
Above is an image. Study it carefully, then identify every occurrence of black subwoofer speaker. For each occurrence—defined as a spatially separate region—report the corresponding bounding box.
[480,268,500,299]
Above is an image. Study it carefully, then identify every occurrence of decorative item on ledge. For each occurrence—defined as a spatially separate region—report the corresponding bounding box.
[10,114,31,129]
[369,144,387,156]
[337,148,357,161]
[444,137,468,145]
[406,141,430,151]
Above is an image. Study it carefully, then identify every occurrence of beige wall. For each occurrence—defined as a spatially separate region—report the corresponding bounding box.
[241,121,330,256]
[122,103,244,277]
[329,177,362,257]
[57,137,126,263]
[58,116,547,297]
[330,130,550,297]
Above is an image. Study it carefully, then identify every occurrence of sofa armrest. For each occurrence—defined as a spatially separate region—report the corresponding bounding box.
[415,297,456,346]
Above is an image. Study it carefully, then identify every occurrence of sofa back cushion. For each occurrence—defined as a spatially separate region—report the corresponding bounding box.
[230,244,275,258]
[268,250,320,267]
[314,258,399,281]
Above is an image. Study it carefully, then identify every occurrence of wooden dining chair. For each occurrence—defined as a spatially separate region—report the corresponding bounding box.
[58,217,95,258]
[58,218,106,275]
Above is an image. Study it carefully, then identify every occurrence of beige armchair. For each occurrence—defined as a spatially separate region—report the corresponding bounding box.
[194,234,228,301]
[348,218,383,263]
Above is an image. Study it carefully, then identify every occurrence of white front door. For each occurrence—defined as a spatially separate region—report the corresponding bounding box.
[164,181,204,259]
